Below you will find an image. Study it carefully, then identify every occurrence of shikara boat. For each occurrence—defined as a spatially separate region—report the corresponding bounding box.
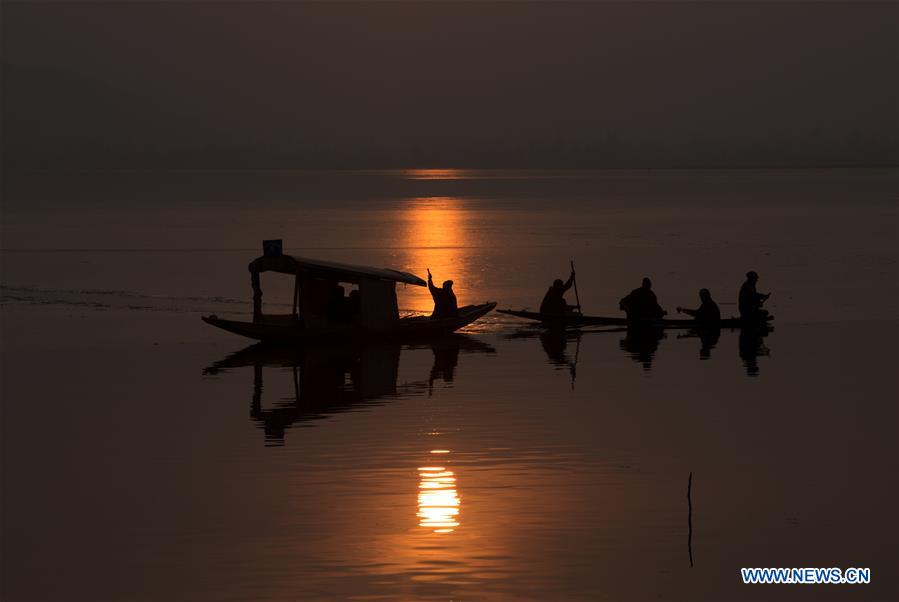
[202,249,495,342]
[497,308,773,329]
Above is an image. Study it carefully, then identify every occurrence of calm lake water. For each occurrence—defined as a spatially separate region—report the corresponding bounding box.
[1,169,897,600]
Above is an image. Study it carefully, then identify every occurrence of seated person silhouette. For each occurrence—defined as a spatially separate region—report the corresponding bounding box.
[428,269,458,319]
[539,268,577,314]
[677,288,721,322]
[739,271,770,320]
[328,283,347,321]
[347,289,361,319]
[619,277,667,321]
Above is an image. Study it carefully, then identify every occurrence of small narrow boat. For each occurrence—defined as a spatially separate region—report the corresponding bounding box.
[497,308,772,329]
[202,246,495,342]
[204,303,496,342]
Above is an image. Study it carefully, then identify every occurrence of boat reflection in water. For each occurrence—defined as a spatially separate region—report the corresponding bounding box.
[203,335,496,444]
[400,337,494,396]
[417,450,461,533]
[620,324,774,373]
[507,322,774,376]
[504,327,584,388]
[676,324,774,374]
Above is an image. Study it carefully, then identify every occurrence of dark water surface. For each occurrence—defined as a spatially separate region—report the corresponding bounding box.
[2,169,897,600]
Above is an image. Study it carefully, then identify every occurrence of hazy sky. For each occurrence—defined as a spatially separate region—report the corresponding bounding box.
[2,1,896,168]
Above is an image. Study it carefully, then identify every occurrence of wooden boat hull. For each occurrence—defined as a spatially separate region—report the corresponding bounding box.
[497,308,773,329]
[203,302,497,342]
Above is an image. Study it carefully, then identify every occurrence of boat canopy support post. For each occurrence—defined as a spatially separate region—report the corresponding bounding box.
[292,274,299,316]
[252,362,263,415]
[251,270,263,323]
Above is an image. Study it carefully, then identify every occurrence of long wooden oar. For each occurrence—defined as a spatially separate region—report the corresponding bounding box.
[570,259,582,314]
[571,333,581,391]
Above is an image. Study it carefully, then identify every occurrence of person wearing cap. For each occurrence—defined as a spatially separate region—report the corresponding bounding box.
[539,267,578,314]
[427,270,458,319]
[739,271,770,320]
[677,288,721,323]
[619,277,667,321]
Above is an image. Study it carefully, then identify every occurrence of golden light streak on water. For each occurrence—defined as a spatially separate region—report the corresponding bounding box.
[417,451,461,533]
[401,169,470,180]
[399,197,470,312]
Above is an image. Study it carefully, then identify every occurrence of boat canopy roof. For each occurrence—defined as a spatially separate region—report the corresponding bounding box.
[248,254,426,286]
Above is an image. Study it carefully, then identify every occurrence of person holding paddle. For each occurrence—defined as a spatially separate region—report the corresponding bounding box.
[539,265,579,314]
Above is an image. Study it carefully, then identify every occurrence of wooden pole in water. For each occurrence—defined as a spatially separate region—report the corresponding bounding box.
[570,333,580,391]
[688,471,694,568]
[570,259,581,313]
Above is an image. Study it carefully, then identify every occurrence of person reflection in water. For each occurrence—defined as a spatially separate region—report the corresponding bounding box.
[539,330,572,366]
[539,267,577,314]
[540,329,581,387]
[428,269,458,319]
[620,327,665,370]
[739,271,770,320]
[697,328,721,360]
[428,341,460,395]
[739,327,771,376]
[677,288,721,323]
[619,277,667,321]
[680,326,721,360]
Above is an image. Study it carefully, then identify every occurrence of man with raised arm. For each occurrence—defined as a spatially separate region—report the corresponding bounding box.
[428,269,459,319]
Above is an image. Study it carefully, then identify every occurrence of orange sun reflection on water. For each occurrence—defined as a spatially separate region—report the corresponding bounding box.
[402,169,471,180]
[417,450,461,533]
[401,197,470,313]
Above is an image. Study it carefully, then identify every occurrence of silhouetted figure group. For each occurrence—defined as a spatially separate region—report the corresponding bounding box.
[429,265,771,331]
[525,267,774,374]
[522,267,771,325]
[329,284,361,322]
[613,271,770,323]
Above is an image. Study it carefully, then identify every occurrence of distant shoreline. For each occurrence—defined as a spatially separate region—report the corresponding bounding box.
[4,166,897,175]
